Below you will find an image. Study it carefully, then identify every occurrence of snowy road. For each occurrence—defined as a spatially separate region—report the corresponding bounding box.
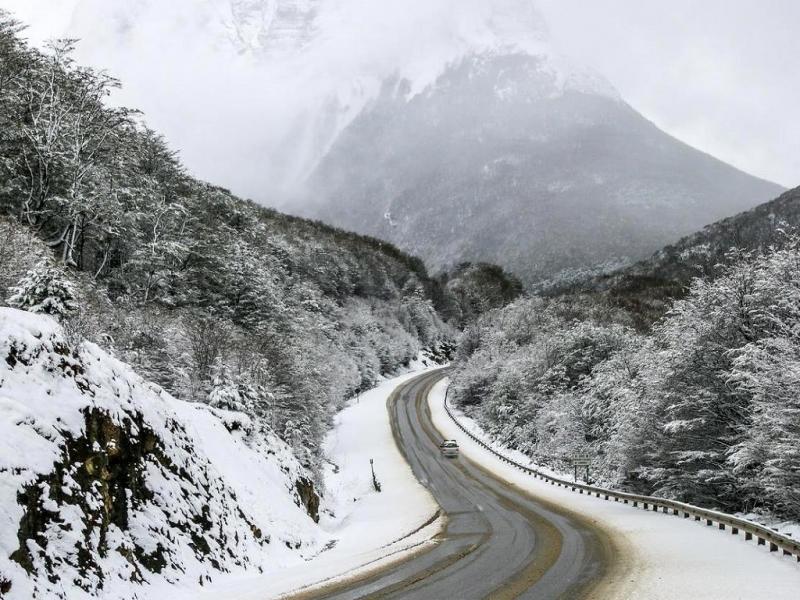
[303,369,610,599]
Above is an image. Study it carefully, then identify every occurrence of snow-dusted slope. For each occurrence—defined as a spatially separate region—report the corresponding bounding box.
[0,308,323,599]
[428,379,800,598]
[186,367,444,600]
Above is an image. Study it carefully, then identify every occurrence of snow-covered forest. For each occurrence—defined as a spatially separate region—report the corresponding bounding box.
[0,11,460,473]
[0,12,471,596]
[450,235,800,522]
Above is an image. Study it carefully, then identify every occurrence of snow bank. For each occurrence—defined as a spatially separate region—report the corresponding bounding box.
[0,308,324,599]
[429,378,800,599]
[184,366,444,600]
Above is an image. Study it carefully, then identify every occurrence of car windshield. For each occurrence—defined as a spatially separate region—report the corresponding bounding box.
[441,441,458,447]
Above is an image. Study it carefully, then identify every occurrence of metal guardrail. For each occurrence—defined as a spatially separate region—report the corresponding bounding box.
[442,390,800,563]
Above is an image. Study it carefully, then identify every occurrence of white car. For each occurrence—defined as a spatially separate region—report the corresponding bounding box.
[439,440,459,458]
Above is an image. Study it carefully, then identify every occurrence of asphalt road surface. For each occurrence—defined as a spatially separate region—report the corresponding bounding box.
[306,369,611,599]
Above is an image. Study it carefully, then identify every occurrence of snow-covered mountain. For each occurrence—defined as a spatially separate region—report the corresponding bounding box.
[7,1,785,257]
[302,36,783,285]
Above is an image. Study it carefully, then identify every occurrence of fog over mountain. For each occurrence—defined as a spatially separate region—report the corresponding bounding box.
[1,0,565,200]
[304,46,782,284]
[3,0,796,195]
[299,3,783,284]
[0,0,789,283]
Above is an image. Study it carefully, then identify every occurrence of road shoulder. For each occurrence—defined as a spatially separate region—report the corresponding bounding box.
[429,377,800,599]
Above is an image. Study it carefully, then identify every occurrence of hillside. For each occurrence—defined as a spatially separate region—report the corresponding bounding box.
[0,308,326,600]
[581,186,800,326]
[0,14,466,595]
[450,229,800,524]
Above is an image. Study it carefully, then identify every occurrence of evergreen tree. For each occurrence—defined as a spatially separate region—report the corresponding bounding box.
[7,262,77,319]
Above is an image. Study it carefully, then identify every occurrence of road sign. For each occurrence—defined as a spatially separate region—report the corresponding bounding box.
[570,454,591,467]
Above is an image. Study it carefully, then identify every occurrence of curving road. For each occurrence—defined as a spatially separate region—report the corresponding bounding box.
[306,369,612,599]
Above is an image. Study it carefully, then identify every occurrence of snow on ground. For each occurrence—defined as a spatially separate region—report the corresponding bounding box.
[429,378,800,600]
[0,308,324,600]
[180,364,444,600]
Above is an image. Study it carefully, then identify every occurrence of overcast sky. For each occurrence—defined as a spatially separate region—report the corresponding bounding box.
[538,0,799,188]
[1,0,797,194]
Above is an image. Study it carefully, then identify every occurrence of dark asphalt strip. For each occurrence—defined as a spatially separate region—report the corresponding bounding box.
[294,369,613,600]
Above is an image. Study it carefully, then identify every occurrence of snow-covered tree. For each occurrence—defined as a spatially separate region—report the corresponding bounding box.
[7,262,77,319]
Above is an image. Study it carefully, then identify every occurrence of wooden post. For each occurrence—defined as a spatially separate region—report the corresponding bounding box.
[731,527,739,535]
[745,532,753,541]
[370,458,381,492]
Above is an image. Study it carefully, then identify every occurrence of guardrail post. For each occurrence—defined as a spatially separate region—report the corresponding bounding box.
[745,532,753,541]
[719,523,725,531]
[652,504,658,512]
[683,511,690,518]
[782,549,791,556]
[633,501,638,507]
[731,527,739,535]
[662,506,668,514]
[643,502,648,510]
[706,519,713,526]
[695,515,701,522]
[769,542,778,552]
[757,537,765,546]
[672,508,679,515]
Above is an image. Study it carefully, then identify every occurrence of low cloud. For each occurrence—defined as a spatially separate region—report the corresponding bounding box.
[2,0,796,205]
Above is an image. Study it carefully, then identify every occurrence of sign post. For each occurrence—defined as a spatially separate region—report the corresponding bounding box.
[569,453,591,483]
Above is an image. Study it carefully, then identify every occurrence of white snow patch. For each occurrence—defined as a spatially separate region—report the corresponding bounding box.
[0,308,323,600]
[429,378,800,599]
[175,366,444,600]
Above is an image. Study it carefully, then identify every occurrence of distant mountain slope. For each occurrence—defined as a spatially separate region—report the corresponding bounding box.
[584,186,800,325]
[303,49,783,286]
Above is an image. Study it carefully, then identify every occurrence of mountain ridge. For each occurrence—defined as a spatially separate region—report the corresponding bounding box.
[303,48,783,285]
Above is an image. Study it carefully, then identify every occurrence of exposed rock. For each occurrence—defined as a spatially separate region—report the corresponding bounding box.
[295,477,320,523]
